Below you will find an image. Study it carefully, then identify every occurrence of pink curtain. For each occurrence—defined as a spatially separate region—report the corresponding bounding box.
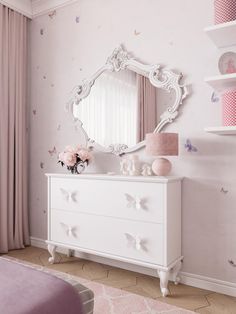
[0,4,30,252]
[137,75,158,142]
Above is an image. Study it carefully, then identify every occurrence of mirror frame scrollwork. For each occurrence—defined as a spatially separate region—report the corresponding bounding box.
[67,45,188,156]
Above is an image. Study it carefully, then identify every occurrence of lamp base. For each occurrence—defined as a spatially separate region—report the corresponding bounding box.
[152,158,172,176]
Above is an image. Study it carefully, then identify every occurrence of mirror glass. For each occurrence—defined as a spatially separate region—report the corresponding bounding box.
[73,69,171,148]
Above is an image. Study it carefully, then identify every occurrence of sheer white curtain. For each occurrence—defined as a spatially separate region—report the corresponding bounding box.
[74,70,138,147]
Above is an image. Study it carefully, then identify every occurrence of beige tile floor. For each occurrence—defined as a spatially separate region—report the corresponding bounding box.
[4,246,236,314]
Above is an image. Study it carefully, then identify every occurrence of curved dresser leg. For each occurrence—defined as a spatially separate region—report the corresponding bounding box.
[172,260,182,285]
[48,244,57,264]
[158,270,170,297]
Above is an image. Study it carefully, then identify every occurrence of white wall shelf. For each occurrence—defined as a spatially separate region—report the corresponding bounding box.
[205,73,236,92]
[205,20,236,48]
[205,126,236,135]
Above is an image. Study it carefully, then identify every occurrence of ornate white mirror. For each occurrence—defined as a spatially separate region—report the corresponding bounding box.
[68,46,188,155]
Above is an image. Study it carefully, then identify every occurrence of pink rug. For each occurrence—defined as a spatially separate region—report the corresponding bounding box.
[3,256,194,314]
[82,280,194,314]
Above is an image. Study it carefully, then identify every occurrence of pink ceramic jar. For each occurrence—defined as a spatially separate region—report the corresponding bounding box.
[222,89,236,126]
[214,0,236,24]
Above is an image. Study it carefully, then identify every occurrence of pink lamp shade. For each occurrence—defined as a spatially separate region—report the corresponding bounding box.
[145,133,179,156]
[145,133,179,176]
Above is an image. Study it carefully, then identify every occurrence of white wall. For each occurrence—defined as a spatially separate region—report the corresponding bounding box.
[29,0,236,284]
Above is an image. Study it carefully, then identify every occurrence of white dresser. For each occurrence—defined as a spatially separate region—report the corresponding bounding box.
[46,173,183,296]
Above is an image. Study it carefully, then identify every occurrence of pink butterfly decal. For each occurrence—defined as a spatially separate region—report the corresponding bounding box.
[33,109,36,115]
[48,10,56,19]
[134,29,141,36]
[40,28,44,35]
[40,162,44,169]
[75,16,80,23]
[48,146,57,156]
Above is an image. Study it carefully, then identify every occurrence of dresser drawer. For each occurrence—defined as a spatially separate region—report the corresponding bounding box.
[50,210,164,265]
[50,177,165,223]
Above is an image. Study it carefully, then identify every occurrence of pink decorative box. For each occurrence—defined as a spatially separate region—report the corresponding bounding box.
[214,0,236,24]
[222,90,236,126]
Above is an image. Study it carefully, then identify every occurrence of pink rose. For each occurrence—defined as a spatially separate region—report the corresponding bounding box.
[65,145,75,153]
[78,149,92,162]
[63,152,77,167]
[75,145,81,154]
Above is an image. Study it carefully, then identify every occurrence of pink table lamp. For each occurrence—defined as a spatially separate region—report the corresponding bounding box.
[145,133,179,176]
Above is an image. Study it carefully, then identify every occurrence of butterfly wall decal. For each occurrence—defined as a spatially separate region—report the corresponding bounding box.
[60,188,77,202]
[48,10,56,19]
[184,139,198,152]
[220,187,228,194]
[211,92,220,103]
[48,146,57,156]
[125,193,143,210]
[134,29,141,36]
[228,259,236,267]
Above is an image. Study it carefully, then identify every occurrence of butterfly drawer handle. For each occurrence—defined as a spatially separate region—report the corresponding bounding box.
[125,233,144,251]
[60,188,77,202]
[60,222,77,237]
[125,193,144,210]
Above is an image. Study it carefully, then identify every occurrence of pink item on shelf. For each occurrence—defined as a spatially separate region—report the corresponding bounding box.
[214,0,236,24]
[222,90,236,126]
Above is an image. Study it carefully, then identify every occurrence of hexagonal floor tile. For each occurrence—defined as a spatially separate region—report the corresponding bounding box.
[97,268,137,289]
[68,261,108,280]
[159,294,209,311]
[196,293,236,314]
[124,275,162,298]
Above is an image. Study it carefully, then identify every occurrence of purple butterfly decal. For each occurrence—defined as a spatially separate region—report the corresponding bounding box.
[40,162,44,169]
[211,92,220,103]
[40,28,44,35]
[184,139,198,152]
[33,109,37,115]
[48,146,57,156]
[75,16,80,23]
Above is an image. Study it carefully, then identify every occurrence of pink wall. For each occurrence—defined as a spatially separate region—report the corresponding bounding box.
[29,0,236,284]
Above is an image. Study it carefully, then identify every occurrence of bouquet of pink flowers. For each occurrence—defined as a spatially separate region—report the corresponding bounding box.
[58,145,92,174]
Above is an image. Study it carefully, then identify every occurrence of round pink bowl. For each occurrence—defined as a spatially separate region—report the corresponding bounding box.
[214,0,236,24]
[222,90,236,126]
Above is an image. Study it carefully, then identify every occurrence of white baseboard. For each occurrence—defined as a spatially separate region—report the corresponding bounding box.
[30,236,236,297]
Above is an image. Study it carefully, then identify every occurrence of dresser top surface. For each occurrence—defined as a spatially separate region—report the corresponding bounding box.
[45,173,183,183]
